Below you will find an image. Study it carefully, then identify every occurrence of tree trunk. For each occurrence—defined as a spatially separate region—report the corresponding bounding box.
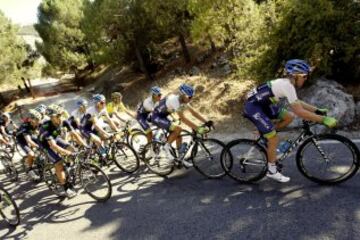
[134,41,153,81]
[27,78,36,99]
[178,33,191,63]
[208,35,216,53]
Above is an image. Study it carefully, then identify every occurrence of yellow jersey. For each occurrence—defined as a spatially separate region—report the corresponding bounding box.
[107,102,127,114]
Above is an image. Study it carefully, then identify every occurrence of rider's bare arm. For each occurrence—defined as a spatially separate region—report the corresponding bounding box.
[48,139,72,155]
[104,114,118,131]
[124,109,136,119]
[299,101,317,112]
[177,111,197,130]
[187,106,207,123]
[0,126,8,136]
[291,102,323,123]
[113,112,128,123]
[25,135,38,148]
[92,116,110,137]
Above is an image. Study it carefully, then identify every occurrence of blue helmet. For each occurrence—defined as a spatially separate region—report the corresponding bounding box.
[92,94,106,103]
[150,86,161,96]
[35,104,47,114]
[76,99,88,107]
[179,84,195,98]
[285,59,311,75]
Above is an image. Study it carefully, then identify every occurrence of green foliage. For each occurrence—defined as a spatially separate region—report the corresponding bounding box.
[190,0,360,82]
[35,0,89,71]
[33,0,359,82]
[0,11,27,84]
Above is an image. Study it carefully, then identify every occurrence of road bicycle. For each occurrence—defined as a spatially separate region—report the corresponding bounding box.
[43,149,112,202]
[0,186,20,227]
[141,122,227,178]
[221,120,360,184]
[0,150,18,182]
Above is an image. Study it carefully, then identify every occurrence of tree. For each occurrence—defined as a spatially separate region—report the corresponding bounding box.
[35,0,90,72]
[0,11,27,85]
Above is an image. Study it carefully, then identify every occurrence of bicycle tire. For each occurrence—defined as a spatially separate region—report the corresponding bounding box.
[141,141,174,177]
[296,133,360,185]
[112,142,140,173]
[130,131,149,154]
[221,139,267,183]
[0,187,20,227]
[0,151,18,182]
[80,163,112,202]
[42,164,64,197]
[191,138,227,179]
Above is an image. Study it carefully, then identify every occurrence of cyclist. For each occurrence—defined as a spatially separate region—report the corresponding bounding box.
[47,104,87,148]
[107,92,135,126]
[243,59,337,183]
[69,99,88,130]
[39,106,77,198]
[15,109,41,181]
[136,86,162,142]
[152,83,210,167]
[82,94,119,155]
[0,112,13,146]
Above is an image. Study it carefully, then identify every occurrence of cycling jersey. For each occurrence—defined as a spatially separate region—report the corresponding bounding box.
[152,94,187,131]
[38,120,70,163]
[107,102,127,115]
[69,109,86,129]
[246,78,298,105]
[244,78,294,138]
[38,120,72,149]
[82,106,108,131]
[136,97,157,131]
[15,122,38,153]
[16,122,37,144]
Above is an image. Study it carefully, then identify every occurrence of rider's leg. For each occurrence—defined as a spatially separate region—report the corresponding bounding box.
[265,131,278,165]
[70,130,88,147]
[0,135,9,146]
[167,126,182,144]
[55,162,66,185]
[26,151,35,169]
[275,110,294,130]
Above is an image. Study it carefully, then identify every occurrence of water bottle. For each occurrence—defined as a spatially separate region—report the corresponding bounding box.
[178,143,188,159]
[277,140,292,154]
[178,143,188,154]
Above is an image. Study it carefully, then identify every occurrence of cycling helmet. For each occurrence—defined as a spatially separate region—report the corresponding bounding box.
[150,86,161,96]
[35,104,47,114]
[28,109,42,121]
[111,92,122,99]
[1,112,10,119]
[179,84,195,98]
[46,104,63,116]
[285,59,311,75]
[76,99,88,107]
[92,94,106,103]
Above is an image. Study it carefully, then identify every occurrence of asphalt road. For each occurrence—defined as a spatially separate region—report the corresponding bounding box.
[1,141,360,240]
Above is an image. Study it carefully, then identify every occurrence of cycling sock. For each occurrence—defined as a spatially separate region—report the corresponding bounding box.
[268,163,277,174]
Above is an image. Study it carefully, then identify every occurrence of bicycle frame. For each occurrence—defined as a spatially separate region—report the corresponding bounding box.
[273,121,316,162]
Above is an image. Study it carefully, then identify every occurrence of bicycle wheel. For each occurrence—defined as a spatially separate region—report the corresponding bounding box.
[191,138,227,179]
[79,163,112,202]
[130,131,148,154]
[0,151,18,182]
[141,141,174,177]
[112,142,140,173]
[296,134,360,185]
[0,187,20,227]
[43,164,64,197]
[221,139,267,183]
